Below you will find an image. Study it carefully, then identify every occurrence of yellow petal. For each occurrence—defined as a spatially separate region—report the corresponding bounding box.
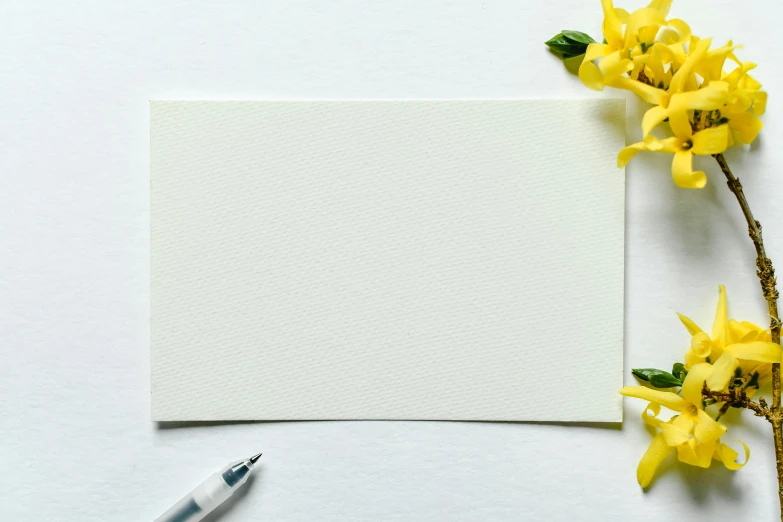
[650,42,677,66]
[739,73,763,92]
[677,313,704,335]
[729,319,757,342]
[670,38,712,94]
[724,61,757,90]
[729,112,763,145]
[671,151,706,189]
[692,125,730,155]
[599,52,633,84]
[673,412,696,427]
[676,439,697,465]
[684,348,707,370]
[579,61,605,91]
[716,441,749,470]
[647,0,672,17]
[727,94,754,115]
[711,284,729,349]
[665,19,691,45]
[618,141,648,167]
[739,331,760,343]
[676,438,714,468]
[706,352,738,391]
[637,26,660,47]
[724,341,783,363]
[637,433,673,488]
[579,44,612,91]
[694,409,727,445]
[681,363,713,407]
[751,90,768,116]
[626,8,665,47]
[608,75,667,105]
[642,106,669,137]
[601,0,625,49]
[660,422,692,446]
[585,43,612,62]
[614,7,630,22]
[620,386,690,412]
[642,402,663,428]
[667,95,693,139]
[690,332,713,358]
[695,442,718,468]
[646,136,678,153]
[696,42,737,83]
[634,55,664,86]
[675,81,730,111]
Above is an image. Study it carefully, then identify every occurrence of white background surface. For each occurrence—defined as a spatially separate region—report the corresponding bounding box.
[1,0,782,520]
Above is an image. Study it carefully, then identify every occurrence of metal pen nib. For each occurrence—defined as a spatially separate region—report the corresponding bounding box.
[249,453,263,464]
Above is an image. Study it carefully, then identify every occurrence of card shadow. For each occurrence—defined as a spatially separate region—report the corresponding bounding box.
[156,419,621,430]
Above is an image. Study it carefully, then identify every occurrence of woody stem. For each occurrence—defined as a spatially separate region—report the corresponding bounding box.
[713,153,783,518]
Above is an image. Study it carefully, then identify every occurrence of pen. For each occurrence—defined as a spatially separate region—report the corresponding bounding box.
[154,453,262,522]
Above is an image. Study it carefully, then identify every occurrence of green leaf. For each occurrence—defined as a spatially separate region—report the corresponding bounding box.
[649,371,683,389]
[632,368,683,388]
[545,31,594,59]
[632,368,657,382]
[672,362,687,380]
[561,30,596,46]
[545,36,584,56]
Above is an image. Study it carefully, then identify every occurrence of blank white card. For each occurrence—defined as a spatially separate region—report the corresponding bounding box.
[150,100,625,422]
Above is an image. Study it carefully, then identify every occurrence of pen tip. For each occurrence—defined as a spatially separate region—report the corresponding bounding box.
[249,452,263,464]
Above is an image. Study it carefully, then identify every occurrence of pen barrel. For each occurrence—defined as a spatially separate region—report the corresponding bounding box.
[154,473,232,522]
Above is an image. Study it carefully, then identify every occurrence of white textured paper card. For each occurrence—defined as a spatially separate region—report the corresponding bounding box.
[150,100,625,422]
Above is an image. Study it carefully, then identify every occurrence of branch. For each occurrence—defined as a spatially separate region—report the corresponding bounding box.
[714,154,783,518]
[703,384,771,420]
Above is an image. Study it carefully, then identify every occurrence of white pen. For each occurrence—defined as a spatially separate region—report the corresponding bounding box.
[154,453,262,522]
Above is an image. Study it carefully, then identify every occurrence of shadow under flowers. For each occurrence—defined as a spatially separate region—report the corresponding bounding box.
[675,460,744,504]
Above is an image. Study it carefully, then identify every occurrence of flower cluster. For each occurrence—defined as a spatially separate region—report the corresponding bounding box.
[548,0,767,188]
[621,286,781,488]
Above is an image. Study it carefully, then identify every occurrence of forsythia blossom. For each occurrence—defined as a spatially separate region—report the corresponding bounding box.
[546,0,779,495]
[621,286,781,488]
[558,0,767,189]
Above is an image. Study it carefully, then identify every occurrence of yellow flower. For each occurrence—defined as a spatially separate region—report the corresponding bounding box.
[640,80,730,138]
[620,285,782,488]
[618,121,729,189]
[677,285,781,377]
[611,37,712,106]
[620,363,748,488]
[579,0,677,90]
[720,61,767,145]
[692,39,738,85]
[573,2,768,189]
[727,319,773,396]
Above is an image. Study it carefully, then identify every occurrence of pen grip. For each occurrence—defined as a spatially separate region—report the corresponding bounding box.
[154,473,232,522]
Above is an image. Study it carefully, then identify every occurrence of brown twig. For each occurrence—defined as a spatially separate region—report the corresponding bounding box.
[713,153,783,517]
[703,384,770,420]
